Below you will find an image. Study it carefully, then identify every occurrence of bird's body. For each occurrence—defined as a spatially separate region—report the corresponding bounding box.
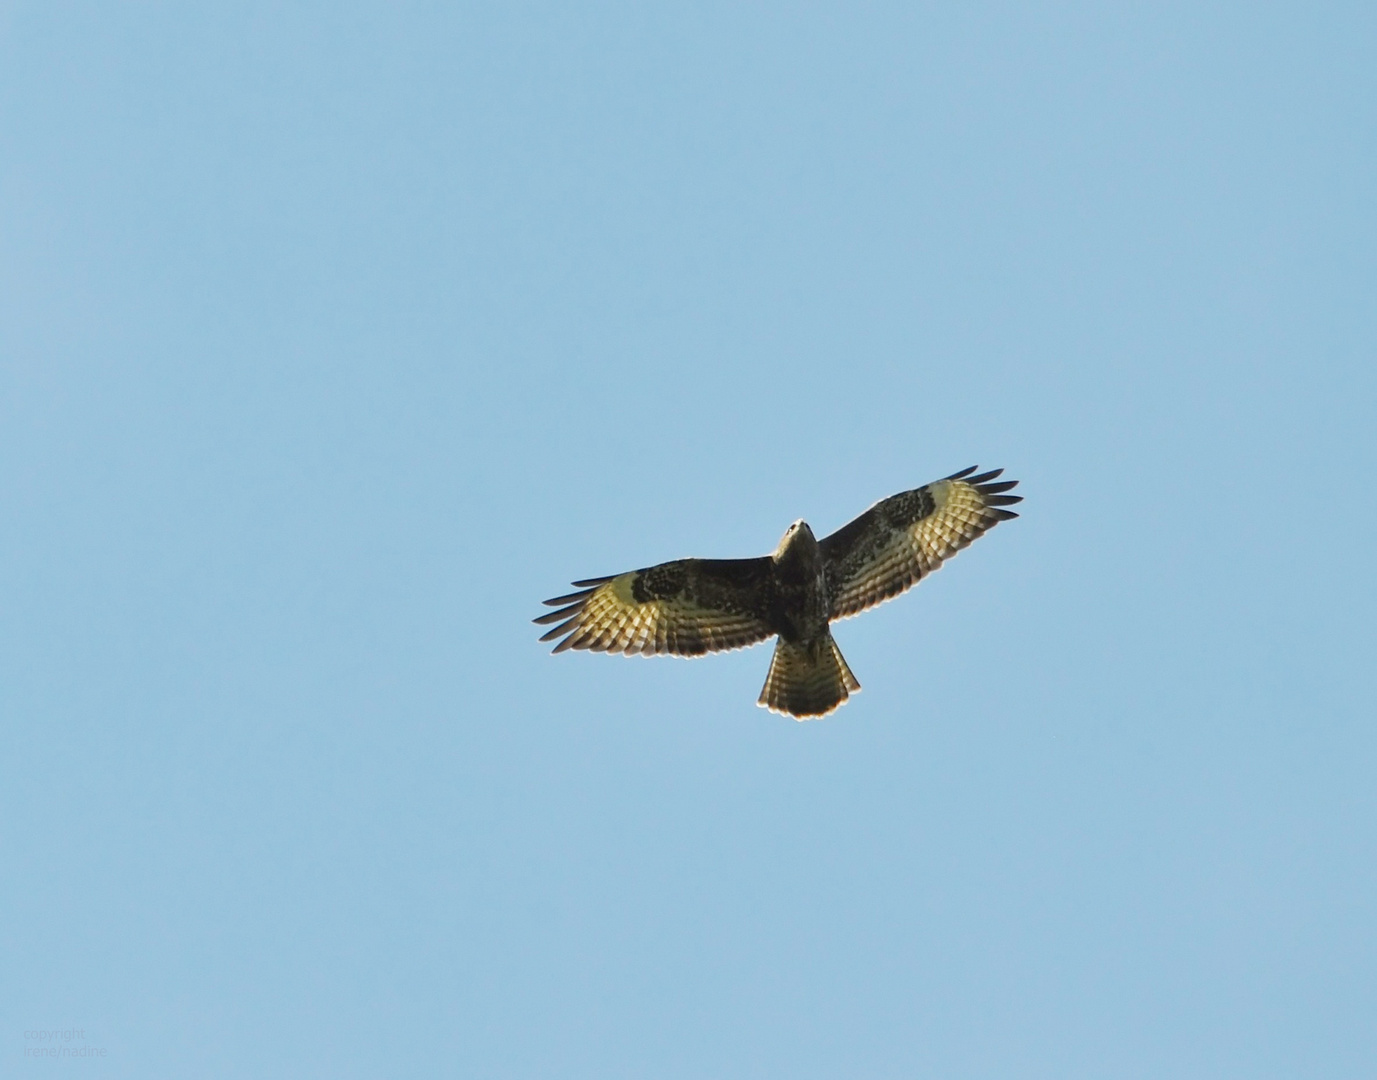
[536,467,1020,719]
[768,521,829,644]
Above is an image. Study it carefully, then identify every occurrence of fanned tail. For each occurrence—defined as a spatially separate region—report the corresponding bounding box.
[757,633,860,720]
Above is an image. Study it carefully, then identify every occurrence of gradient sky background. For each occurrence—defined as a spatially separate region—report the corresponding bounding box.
[3,3,1375,1077]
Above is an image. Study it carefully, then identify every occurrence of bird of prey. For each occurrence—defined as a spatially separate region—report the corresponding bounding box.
[535,467,1021,719]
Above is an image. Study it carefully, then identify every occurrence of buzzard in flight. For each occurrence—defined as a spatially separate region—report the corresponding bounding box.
[535,467,1020,719]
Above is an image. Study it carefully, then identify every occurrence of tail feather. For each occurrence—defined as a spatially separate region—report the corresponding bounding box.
[757,633,860,719]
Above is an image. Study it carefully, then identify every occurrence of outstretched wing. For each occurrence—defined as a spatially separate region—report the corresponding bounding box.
[535,557,775,656]
[819,466,1021,620]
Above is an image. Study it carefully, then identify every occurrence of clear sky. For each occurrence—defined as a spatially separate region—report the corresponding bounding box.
[3,3,1374,1077]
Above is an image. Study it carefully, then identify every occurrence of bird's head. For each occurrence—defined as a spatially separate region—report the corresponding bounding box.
[773,519,817,562]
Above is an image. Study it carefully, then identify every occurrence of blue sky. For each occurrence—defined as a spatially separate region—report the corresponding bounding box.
[3,3,1374,1077]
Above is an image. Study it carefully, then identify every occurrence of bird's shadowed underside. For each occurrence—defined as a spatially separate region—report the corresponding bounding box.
[535,466,1021,719]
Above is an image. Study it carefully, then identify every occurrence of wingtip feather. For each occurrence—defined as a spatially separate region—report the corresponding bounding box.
[543,586,599,606]
[533,601,585,624]
[539,615,582,642]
